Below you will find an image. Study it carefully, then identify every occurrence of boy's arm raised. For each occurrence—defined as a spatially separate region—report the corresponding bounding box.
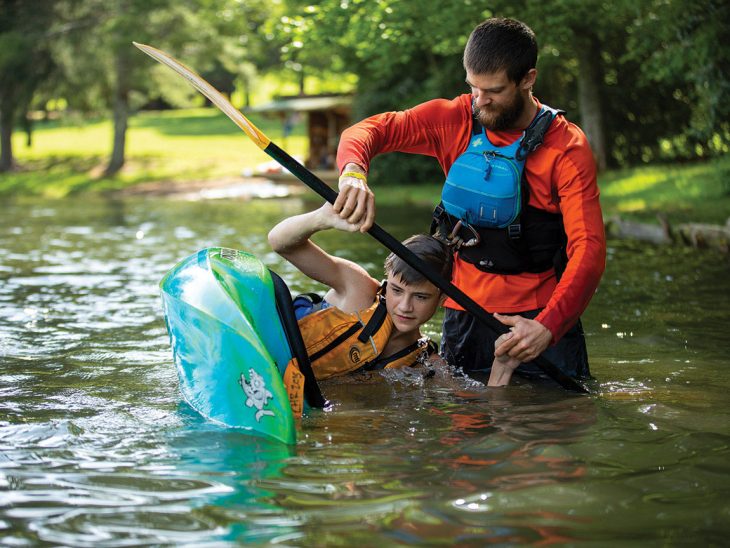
[268,204,379,312]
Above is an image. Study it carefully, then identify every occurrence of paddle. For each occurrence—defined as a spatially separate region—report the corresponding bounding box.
[133,42,589,394]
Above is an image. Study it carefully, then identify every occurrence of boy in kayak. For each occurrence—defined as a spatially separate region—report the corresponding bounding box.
[268,202,520,386]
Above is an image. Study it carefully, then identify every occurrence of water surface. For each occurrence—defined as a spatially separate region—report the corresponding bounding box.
[1,195,729,545]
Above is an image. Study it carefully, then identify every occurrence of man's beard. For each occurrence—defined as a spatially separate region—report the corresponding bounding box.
[473,92,525,131]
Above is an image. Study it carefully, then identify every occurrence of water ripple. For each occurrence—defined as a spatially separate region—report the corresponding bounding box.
[1,200,729,545]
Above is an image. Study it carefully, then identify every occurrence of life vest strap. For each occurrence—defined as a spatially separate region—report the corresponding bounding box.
[308,321,363,363]
[270,270,327,408]
[357,299,388,343]
[359,338,438,372]
[361,340,421,371]
[517,105,565,161]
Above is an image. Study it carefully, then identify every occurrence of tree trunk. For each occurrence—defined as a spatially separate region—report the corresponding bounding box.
[23,115,33,148]
[0,106,16,172]
[574,32,608,172]
[242,77,251,108]
[105,52,130,176]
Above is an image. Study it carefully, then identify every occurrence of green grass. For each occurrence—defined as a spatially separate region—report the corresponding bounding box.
[3,108,729,226]
[597,155,730,224]
[372,155,730,225]
[2,108,308,197]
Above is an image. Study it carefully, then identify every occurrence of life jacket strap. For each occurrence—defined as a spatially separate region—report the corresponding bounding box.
[307,297,388,364]
[308,321,362,363]
[517,106,564,160]
[361,339,421,371]
[358,337,438,372]
[357,299,388,343]
[270,270,327,408]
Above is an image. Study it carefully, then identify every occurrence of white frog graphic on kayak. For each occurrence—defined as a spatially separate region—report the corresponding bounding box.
[239,369,275,422]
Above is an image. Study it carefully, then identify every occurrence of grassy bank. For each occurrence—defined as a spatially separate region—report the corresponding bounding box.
[2,108,729,224]
[2,108,308,198]
[597,155,730,225]
[372,155,730,225]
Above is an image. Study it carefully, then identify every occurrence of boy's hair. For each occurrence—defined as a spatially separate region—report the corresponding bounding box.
[463,17,537,84]
[384,234,452,286]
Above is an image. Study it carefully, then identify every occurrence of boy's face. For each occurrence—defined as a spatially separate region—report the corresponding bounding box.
[385,273,444,334]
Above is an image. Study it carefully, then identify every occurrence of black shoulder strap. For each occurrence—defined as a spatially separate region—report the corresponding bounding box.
[511,104,565,237]
[516,104,565,161]
[270,270,327,408]
[357,298,389,343]
[471,112,482,136]
[360,337,438,372]
[361,340,420,371]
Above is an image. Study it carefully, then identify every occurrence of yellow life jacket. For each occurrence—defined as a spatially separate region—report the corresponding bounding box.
[297,294,437,379]
[358,336,438,372]
[283,293,437,417]
[297,295,392,380]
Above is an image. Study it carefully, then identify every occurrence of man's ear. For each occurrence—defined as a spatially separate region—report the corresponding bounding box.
[520,68,537,91]
[438,292,447,306]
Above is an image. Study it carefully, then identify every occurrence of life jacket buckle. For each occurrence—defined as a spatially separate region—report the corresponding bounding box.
[448,220,481,249]
[508,223,522,239]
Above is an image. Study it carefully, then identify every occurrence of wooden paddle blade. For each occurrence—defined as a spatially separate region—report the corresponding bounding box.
[133,42,270,150]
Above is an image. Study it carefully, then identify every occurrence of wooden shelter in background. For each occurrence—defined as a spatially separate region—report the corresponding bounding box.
[248,94,353,183]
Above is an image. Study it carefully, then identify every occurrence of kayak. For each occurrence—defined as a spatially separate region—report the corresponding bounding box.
[160,247,324,444]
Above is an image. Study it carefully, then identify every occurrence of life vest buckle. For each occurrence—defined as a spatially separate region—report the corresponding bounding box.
[448,220,481,249]
[508,223,522,239]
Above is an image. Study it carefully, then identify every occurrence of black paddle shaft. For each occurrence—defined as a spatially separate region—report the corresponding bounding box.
[265,142,588,394]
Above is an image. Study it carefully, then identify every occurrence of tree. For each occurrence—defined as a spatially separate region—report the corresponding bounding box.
[625,0,730,158]
[530,0,729,166]
[519,0,626,171]
[276,0,620,175]
[86,0,202,176]
[277,0,490,183]
[277,0,728,173]
[49,0,274,176]
[0,0,60,172]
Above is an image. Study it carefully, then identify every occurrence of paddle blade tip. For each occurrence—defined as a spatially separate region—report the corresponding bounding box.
[132,40,159,59]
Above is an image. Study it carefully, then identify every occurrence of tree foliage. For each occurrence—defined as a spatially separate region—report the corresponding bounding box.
[275,0,729,179]
[1,0,278,174]
[2,0,727,179]
[276,0,493,182]
[624,0,730,158]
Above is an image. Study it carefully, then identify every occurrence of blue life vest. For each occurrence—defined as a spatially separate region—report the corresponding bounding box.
[441,104,563,229]
[432,104,569,275]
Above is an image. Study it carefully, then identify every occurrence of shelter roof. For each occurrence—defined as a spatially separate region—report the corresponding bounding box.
[248,94,352,113]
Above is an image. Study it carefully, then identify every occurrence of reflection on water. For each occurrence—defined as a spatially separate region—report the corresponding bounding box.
[1,196,729,545]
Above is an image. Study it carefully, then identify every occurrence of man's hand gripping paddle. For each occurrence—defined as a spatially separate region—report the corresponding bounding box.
[133,42,589,394]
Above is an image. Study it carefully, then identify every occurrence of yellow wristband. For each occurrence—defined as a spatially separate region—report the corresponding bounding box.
[341,171,368,182]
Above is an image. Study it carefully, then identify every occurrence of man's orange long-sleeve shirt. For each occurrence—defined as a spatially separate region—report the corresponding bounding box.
[337,94,606,342]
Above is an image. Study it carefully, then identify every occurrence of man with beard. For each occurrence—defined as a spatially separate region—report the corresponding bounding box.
[332,17,605,386]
